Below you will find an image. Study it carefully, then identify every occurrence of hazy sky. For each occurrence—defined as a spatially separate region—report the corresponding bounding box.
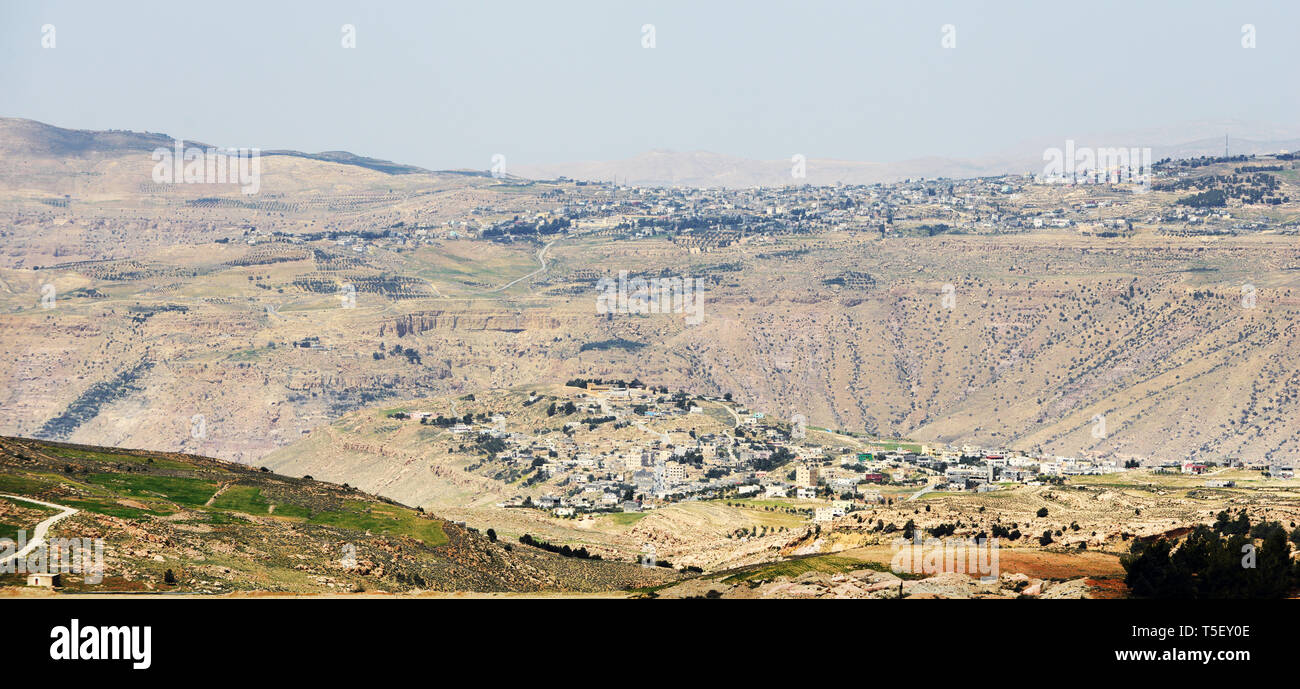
[2,1,1297,169]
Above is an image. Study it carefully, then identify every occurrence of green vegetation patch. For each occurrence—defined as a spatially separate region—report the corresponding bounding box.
[719,554,868,584]
[211,485,271,514]
[271,502,312,519]
[0,520,29,543]
[60,497,172,519]
[0,473,56,495]
[226,349,261,362]
[917,491,962,500]
[83,473,218,508]
[307,501,448,546]
[578,338,646,353]
[209,485,313,519]
[602,512,646,527]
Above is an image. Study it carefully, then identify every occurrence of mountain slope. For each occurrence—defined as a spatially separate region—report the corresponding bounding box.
[0,436,676,594]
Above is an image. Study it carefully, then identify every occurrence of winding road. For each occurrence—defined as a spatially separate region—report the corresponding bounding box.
[488,238,558,293]
[0,494,79,567]
[721,402,742,428]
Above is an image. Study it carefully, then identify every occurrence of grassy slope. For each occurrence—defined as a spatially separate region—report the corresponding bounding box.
[0,435,676,595]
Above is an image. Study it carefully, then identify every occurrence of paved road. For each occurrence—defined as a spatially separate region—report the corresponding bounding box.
[0,494,79,567]
[720,402,742,428]
[906,483,937,502]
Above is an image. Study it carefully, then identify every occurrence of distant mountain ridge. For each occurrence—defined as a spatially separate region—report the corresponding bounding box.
[0,117,430,175]
[516,135,1300,188]
[4,116,1298,188]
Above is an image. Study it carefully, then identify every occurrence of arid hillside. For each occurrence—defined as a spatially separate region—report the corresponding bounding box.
[2,119,1300,468]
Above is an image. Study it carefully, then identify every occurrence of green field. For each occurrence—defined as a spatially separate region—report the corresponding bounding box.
[61,496,173,519]
[0,436,654,595]
[0,473,56,494]
[600,512,647,527]
[717,554,878,584]
[211,485,312,519]
[83,473,219,507]
[307,500,448,546]
[10,468,447,546]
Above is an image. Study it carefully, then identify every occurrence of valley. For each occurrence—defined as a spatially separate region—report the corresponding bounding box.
[3,118,1300,597]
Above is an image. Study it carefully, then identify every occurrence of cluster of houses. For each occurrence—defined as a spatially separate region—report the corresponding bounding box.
[409,383,1300,523]
[453,386,1148,520]
[1159,460,1293,481]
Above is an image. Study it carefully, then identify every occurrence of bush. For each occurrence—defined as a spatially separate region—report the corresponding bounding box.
[1122,513,1297,598]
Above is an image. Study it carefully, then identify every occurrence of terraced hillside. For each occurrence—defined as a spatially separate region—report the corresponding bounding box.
[0,436,677,594]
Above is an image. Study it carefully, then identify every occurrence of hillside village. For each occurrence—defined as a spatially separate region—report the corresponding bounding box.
[378,380,1297,525]
[225,153,1297,255]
